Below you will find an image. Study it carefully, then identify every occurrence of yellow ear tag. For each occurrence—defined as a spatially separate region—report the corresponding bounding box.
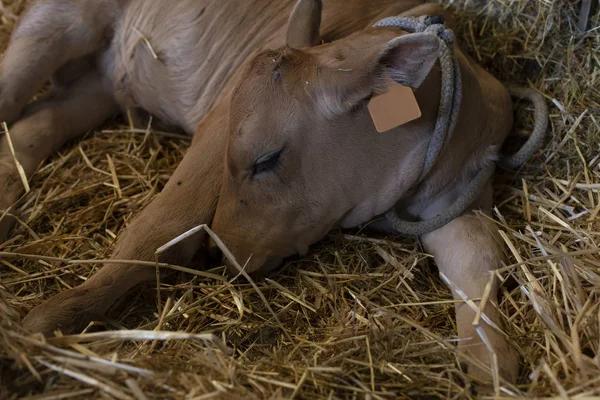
[367,82,422,133]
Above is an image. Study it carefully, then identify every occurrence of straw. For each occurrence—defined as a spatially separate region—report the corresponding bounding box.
[1,0,600,398]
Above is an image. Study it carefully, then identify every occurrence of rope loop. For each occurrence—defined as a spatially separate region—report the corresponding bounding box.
[371,15,547,236]
[373,15,455,44]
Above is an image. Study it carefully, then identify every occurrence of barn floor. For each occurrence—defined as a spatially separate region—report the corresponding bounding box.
[1,1,599,399]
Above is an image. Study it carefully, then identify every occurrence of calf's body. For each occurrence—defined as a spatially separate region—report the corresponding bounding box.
[0,0,520,385]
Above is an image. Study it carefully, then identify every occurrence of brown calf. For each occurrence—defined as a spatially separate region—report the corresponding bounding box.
[0,0,535,384]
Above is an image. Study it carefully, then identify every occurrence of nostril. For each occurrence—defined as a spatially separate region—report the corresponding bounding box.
[208,246,223,265]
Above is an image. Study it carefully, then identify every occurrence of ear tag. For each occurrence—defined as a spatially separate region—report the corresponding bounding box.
[368,82,422,133]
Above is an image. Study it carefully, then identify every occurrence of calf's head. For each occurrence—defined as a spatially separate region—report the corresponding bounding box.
[210,3,441,273]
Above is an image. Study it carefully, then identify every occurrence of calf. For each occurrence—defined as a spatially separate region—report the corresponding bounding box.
[0,0,545,385]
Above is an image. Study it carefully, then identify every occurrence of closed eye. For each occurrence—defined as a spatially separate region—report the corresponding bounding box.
[252,149,284,176]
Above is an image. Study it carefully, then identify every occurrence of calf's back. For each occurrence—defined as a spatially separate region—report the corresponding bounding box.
[104,0,427,133]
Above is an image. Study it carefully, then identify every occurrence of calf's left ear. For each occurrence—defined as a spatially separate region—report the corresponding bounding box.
[287,0,322,48]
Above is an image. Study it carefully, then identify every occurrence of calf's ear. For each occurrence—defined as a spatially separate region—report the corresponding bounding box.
[316,32,441,117]
[378,33,441,89]
[287,0,322,48]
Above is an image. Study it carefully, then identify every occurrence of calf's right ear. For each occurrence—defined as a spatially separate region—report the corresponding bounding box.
[316,32,441,117]
[287,0,322,48]
[376,33,441,89]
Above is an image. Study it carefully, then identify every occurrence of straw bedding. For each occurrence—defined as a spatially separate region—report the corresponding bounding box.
[1,0,599,398]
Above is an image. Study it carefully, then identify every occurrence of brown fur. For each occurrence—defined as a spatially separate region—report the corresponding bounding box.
[0,0,517,384]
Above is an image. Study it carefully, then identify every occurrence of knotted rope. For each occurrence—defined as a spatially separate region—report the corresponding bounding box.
[373,16,548,236]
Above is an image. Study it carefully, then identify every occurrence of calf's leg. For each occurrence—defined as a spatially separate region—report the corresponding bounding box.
[421,184,519,384]
[0,0,123,124]
[0,69,118,241]
[21,103,228,336]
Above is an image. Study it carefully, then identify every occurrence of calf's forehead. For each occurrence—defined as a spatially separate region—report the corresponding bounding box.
[232,100,303,155]
[230,52,309,141]
[231,51,284,109]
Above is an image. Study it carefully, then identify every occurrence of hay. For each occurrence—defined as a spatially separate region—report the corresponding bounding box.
[1,0,599,398]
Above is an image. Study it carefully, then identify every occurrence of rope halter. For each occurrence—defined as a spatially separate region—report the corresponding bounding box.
[371,15,547,236]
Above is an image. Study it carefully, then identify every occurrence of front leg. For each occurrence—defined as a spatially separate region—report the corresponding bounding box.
[21,103,228,336]
[0,69,118,241]
[421,184,519,384]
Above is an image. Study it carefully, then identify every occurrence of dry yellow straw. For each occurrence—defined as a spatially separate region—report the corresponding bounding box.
[1,121,29,193]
